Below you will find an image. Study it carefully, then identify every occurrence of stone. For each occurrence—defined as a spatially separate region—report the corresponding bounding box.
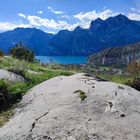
[0,73,140,140]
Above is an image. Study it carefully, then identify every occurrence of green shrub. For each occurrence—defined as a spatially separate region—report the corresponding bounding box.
[127,61,140,78]
[127,78,140,91]
[0,80,9,108]
[10,43,35,62]
[9,82,28,95]
[0,49,4,57]
[0,80,22,111]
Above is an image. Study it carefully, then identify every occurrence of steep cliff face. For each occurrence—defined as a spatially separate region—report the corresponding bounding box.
[88,42,140,66]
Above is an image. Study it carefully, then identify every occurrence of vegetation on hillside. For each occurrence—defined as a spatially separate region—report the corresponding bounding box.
[86,61,140,91]
[126,61,140,91]
[127,61,140,78]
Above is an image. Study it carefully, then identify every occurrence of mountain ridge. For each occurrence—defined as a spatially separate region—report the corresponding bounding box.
[0,14,140,56]
[49,14,140,56]
[0,27,54,55]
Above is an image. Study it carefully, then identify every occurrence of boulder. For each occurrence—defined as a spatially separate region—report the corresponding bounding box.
[0,69,25,82]
[0,73,140,140]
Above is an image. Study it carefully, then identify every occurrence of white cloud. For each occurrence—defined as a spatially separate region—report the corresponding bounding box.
[44,30,56,34]
[4,9,138,33]
[18,13,26,18]
[0,22,31,32]
[27,15,76,30]
[74,9,119,28]
[129,7,140,20]
[38,11,43,14]
[58,15,70,19]
[131,7,140,13]
[47,6,64,15]
[74,9,118,21]
[128,13,140,20]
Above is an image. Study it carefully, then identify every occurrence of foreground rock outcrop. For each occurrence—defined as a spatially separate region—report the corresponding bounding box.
[0,69,25,82]
[0,73,140,140]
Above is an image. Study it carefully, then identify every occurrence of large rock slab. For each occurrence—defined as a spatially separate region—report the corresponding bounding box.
[0,73,140,140]
[0,69,25,82]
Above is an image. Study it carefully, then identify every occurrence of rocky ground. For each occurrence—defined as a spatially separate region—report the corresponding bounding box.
[0,73,140,140]
[0,69,25,82]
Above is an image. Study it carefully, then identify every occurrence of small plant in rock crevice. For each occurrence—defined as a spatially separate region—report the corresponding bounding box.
[118,85,125,90]
[74,90,87,101]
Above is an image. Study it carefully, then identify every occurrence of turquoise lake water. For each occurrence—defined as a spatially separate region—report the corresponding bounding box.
[36,56,88,64]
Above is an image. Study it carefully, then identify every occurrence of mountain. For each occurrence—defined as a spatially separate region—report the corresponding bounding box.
[49,14,140,56]
[88,42,140,66]
[49,27,89,56]
[0,14,140,56]
[0,28,54,55]
[133,20,140,26]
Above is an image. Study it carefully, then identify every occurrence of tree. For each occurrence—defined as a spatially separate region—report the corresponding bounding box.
[127,61,140,78]
[10,43,35,62]
[0,49,4,57]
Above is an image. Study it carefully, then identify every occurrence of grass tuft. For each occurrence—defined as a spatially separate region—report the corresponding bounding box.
[74,90,87,101]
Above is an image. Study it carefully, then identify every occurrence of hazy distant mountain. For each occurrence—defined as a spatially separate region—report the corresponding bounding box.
[0,28,54,55]
[88,42,140,66]
[0,14,140,56]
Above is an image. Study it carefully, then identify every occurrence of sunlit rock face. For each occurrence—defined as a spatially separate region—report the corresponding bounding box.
[88,42,140,66]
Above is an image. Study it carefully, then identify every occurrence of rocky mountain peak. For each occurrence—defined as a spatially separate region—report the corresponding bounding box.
[105,14,131,26]
[74,26,83,32]
[89,18,104,30]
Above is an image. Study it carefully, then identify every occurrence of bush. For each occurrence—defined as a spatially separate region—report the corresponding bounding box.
[0,80,9,108]
[127,78,140,91]
[10,43,35,62]
[0,49,4,57]
[9,82,28,95]
[0,80,22,111]
[127,61,140,78]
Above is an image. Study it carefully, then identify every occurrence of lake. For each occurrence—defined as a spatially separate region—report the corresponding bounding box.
[36,56,88,65]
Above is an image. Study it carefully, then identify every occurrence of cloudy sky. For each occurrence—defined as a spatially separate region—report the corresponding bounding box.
[0,0,140,33]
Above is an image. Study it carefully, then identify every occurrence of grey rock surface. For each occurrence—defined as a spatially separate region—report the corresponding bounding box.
[0,69,25,82]
[88,42,140,66]
[0,73,140,140]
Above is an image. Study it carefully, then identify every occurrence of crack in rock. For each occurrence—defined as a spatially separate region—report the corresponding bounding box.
[30,111,49,133]
[27,111,49,140]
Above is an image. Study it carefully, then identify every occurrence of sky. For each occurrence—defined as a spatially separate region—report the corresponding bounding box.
[0,0,140,33]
